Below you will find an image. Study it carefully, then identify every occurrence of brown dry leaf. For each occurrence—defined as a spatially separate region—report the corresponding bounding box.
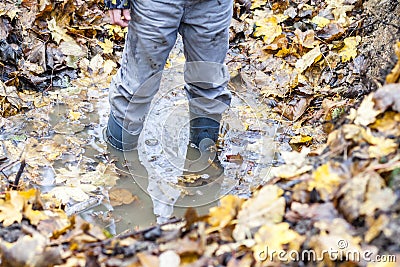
[253,222,305,262]
[0,232,61,267]
[109,188,138,206]
[295,45,322,73]
[337,172,369,222]
[285,202,338,222]
[293,29,319,49]
[274,96,313,121]
[373,83,400,113]
[233,185,286,241]
[386,41,400,83]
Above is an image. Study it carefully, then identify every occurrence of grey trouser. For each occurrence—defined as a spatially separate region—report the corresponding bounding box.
[109,0,233,137]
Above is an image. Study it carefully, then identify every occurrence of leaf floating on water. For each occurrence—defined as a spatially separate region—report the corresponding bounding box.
[109,188,138,206]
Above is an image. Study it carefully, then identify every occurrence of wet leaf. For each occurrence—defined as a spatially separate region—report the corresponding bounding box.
[109,188,138,206]
[47,187,90,204]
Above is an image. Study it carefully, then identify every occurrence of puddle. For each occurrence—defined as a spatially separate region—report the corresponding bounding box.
[0,38,288,234]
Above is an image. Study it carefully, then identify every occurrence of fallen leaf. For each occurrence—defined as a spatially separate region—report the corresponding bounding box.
[272,147,313,178]
[253,16,282,45]
[253,222,304,262]
[109,188,138,206]
[295,45,322,73]
[233,185,286,241]
[338,36,361,62]
[354,94,381,126]
[208,195,244,229]
[99,39,114,54]
[308,163,346,201]
[386,41,400,83]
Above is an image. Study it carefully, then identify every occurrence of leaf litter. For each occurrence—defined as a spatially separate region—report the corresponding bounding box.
[0,0,399,266]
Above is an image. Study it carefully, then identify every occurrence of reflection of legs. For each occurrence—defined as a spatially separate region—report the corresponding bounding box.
[179,0,233,150]
[107,1,183,151]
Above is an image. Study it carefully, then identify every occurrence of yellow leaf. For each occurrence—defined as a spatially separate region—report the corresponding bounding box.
[208,195,244,228]
[253,16,282,45]
[251,0,267,9]
[24,204,48,226]
[47,18,72,44]
[295,45,322,73]
[308,163,344,201]
[368,138,397,158]
[354,94,381,126]
[386,42,400,83]
[233,185,286,241]
[338,36,361,62]
[365,214,389,243]
[290,135,312,144]
[311,16,330,28]
[99,39,114,54]
[68,110,81,121]
[0,191,25,227]
[253,223,304,262]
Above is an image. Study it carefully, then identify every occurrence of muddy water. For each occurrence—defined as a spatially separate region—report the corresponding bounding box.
[0,40,286,234]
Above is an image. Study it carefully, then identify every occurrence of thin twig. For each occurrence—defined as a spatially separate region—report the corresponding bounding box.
[12,159,26,189]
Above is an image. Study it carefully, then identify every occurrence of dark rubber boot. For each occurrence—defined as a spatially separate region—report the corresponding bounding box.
[181,143,224,187]
[189,112,221,151]
[105,113,139,151]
